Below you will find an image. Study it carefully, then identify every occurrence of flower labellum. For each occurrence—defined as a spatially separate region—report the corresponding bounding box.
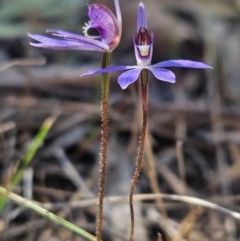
[29,0,122,53]
[134,26,153,66]
[81,2,212,89]
[84,4,120,49]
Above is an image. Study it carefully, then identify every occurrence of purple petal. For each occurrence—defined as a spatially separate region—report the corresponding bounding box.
[81,65,138,76]
[118,68,143,89]
[28,33,105,51]
[152,59,213,69]
[147,67,176,83]
[137,2,147,32]
[46,29,109,51]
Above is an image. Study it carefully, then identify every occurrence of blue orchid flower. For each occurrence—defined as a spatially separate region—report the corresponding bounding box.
[81,2,212,89]
[28,0,122,53]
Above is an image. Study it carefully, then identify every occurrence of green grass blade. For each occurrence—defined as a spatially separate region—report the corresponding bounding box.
[0,113,58,211]
[0,186,97,241]
[11,114,58,186]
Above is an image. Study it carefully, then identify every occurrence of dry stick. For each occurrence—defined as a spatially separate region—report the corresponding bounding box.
[158,233,163,241]
[171,207,203,241]
[96,52,112,241]
[185,210,202,241]
[128,84,141,155]
[174,85,187,195]
[176,140,186,194]
[228,143,240,180]
[206,42,237,239]
[129,69,148,241]
[0,57,46,72]
[9,191,240,220]
[144,130,170,237]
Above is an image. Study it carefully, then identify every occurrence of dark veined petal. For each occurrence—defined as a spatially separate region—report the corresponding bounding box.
[88,4,119,46]
[147,67,176,83]
[118,68,143,89]
[152,59,213,69]
[46,29,109,51]
[28,33,105,51]
[81,65,138,76]
[137,2,147,32]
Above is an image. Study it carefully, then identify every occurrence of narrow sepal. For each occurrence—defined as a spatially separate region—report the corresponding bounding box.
[28,33,105,51]
[46,29,109,51]
[81,65,138,76]
[114,0,122,37]
[137,3,147,31]
[152,59,213,69]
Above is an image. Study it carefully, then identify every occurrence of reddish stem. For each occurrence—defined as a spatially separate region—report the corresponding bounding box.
[96,52,112,241]
[129,69,149,241]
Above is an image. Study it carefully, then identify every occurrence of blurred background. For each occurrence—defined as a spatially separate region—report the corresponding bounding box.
[0,0,240,240]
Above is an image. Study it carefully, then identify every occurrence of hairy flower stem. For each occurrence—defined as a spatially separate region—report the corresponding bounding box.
[96,52,112,241]
[129,69,149,241]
